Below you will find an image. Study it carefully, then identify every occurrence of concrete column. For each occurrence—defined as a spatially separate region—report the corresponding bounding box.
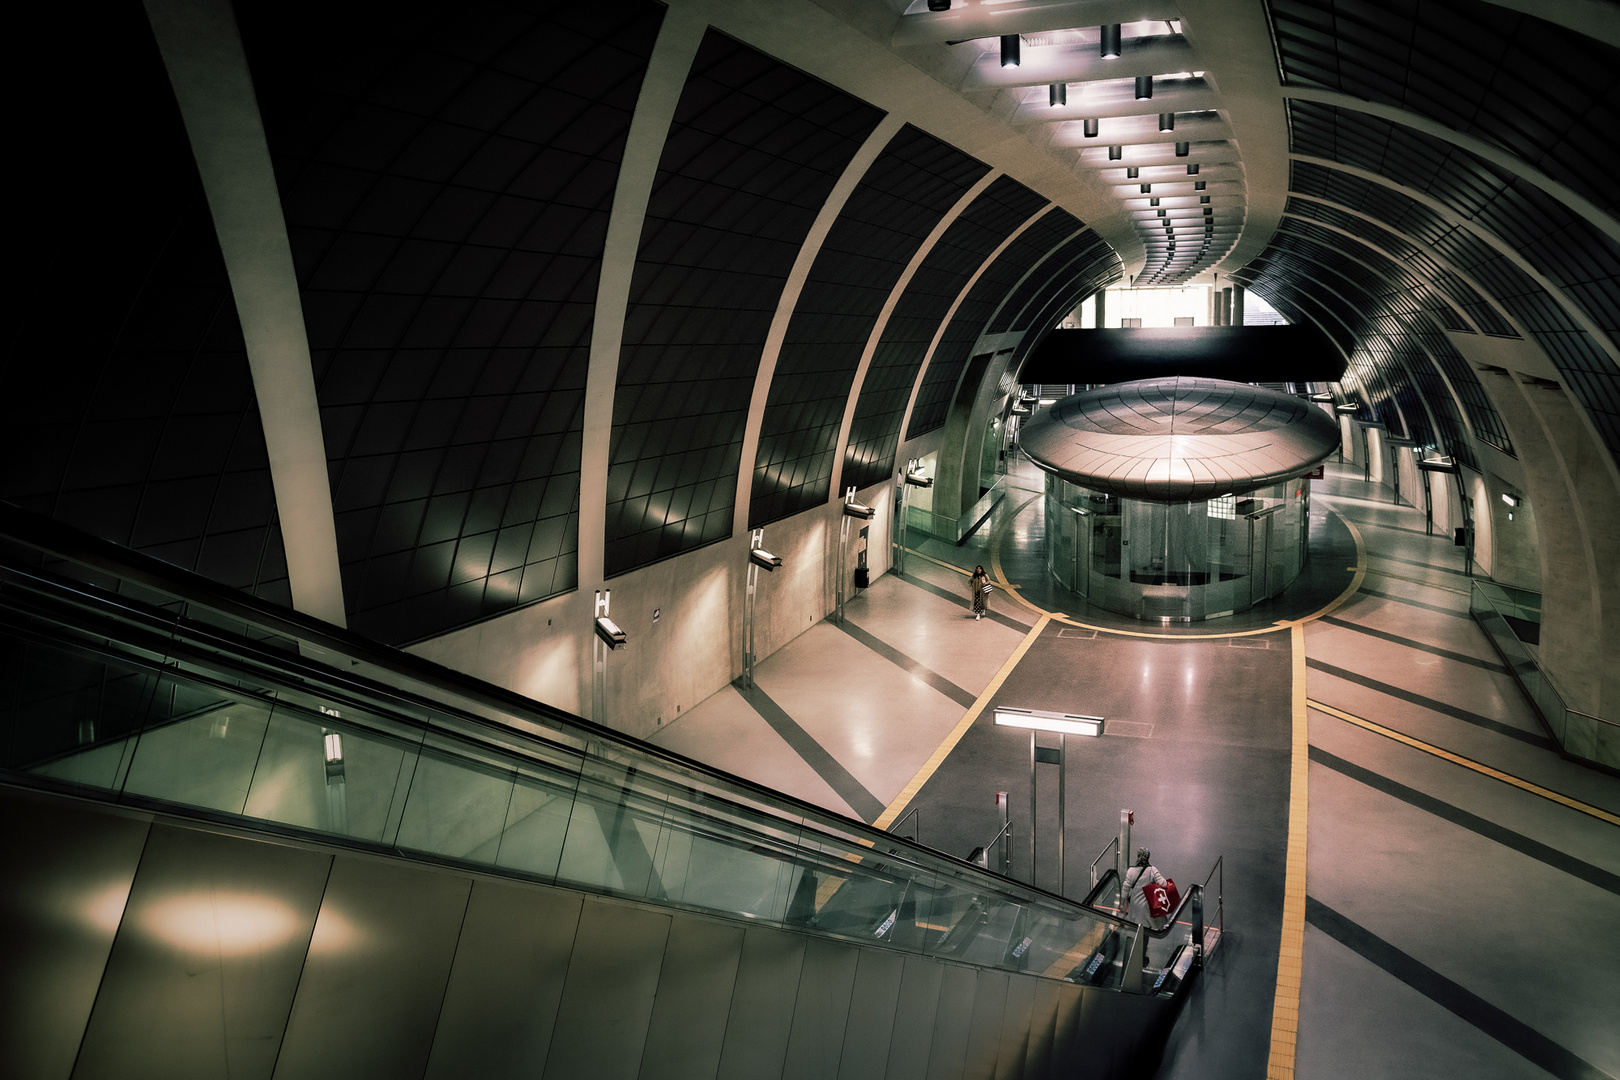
[1365,426,1386,486]
[1515,376,1620,719]
[1232,284,1245,326]
[1095,289,1108,328]
[1220,287,1233,326]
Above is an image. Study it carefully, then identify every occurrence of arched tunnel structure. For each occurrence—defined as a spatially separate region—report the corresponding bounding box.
[4,1,1618,1078]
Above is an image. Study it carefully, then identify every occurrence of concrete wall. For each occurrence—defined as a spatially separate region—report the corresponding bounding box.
[410,476,900,740]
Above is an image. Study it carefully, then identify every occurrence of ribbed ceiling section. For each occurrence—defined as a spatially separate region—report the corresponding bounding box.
[5,2,288,605]
[240,0,664,643]
[608,29,885,575]
[749,125,989,528]
[1240,3,1620,462]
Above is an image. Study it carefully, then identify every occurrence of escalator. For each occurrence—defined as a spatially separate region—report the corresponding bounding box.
[0,507,1218,1080]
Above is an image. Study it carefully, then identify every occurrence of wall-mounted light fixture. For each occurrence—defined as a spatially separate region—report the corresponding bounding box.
[1051,83,1068,107]
[1100,23,1121,58]
[594,615,627,649]
[843,501,876,520]
[1417,456,1459,473]
[1335,402,1360,413]
[1001,34,1021,67]
[749,547,782,571]
[1135,75,1153,99]
[1500,493,1519,507]
[323,732,343,766]
[1309,392,1335,402]
[903,470,934,488]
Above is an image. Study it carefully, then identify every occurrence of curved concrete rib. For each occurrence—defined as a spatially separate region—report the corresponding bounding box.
[144,0,345,627]
[579,7,709,591]
[732,113,908,534]
[830,170,1002,498]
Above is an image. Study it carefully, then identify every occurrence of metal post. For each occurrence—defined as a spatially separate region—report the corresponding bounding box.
[998,791,1010,876]
[836,487,854,624]
[744,528,762,689]
[1117,808,1132,889]
[1058,734,1066,895]
[1029,729,1037,886]
[593,589,611,724]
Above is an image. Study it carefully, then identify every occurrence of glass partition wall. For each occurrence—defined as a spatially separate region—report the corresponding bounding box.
[1044,475,1310,621]
[0,513,1202,992]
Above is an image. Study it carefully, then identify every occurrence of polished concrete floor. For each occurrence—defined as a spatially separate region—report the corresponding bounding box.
[651,455,1620,1079]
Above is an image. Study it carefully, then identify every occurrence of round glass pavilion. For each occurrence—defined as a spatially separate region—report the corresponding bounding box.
[1021,378,1340,622]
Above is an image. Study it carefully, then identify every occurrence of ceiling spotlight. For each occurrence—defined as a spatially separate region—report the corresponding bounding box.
[1126,166,1140,178]
[1051,83,1068,107]
[1195,180,1207,190]
[1200,195,1211,203]
[1141,183,1151,193]
[1135,75,1153,99]
[1083,116,1099,137]
[1109,145,1123,160]
[1157,208,1167,216]
[1100,23,1121,58]
[1001,34,1021,67]
[928,0,951,9]
[1151,197,1161,206]
[1204,206,1213,215]
[1175,141,1190,156]
[1159,112,1175,131]
[1187,163,1200,175]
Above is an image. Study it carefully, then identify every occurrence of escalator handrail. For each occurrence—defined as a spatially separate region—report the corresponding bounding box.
[0,502,1130,922]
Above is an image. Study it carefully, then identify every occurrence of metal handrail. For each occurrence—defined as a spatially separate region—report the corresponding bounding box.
[1090,836,1119,886]
[2,506,1173,990]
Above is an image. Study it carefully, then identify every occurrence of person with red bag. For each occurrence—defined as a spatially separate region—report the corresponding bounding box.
[1124,848,1180,963]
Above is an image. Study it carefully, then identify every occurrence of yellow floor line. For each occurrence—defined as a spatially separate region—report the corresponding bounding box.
[1307,699,1620,826]
[872,614,1052,831]
[1266,622,1311,1078]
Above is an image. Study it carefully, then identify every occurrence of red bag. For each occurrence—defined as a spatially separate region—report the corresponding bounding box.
[1142,878,1180,920]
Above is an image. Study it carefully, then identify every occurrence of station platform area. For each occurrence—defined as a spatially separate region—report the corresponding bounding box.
[652,457,1620,1079]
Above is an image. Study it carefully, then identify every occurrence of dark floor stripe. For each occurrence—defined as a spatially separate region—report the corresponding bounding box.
[1367,550,1471,578]
[1306,658,1554,750]
[1309,747,1620,895]
[833,618,979,709]
[1320,617,1509,674]
[1305,897,1611,1080]
[892,569,1027,631]
[735,682,886,823]
[1357,587,1472,620]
